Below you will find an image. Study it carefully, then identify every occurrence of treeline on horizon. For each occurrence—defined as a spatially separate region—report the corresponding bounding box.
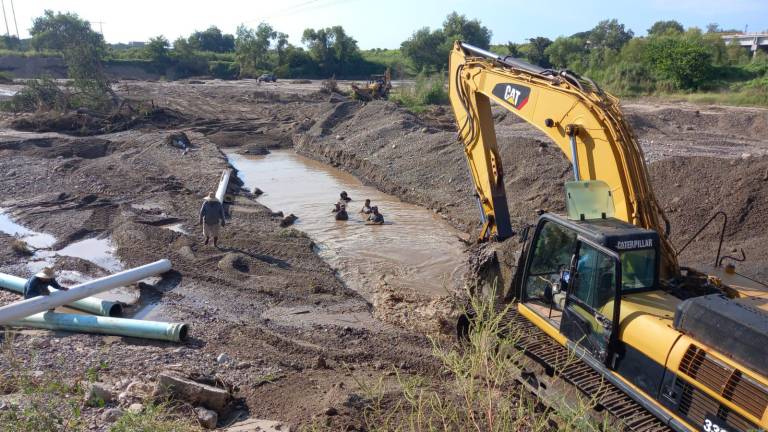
[3,10,768,103]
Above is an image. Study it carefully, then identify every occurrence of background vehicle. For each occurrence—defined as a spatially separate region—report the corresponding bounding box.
[449,41,768,432]
[351,68,392,101]
[258,73,277,83]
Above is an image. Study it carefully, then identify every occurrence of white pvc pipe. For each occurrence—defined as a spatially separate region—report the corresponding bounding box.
[0,259,171,325]
[215,169,231,202]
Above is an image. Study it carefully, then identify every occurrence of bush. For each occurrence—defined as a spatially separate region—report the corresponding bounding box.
[390,72,448,111]
[645,36,713,90]
[208,61,239,80]
[2,77,68,113]
[320,76,340,94]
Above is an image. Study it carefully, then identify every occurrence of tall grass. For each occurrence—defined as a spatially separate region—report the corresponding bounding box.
[390,73,448,112]
[355,290,612,431]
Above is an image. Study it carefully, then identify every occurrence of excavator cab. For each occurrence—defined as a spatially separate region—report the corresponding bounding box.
[517,213,660,367]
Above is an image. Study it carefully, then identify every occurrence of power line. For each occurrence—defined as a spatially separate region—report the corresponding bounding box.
[9,0,17,38]
[0,0,8,37]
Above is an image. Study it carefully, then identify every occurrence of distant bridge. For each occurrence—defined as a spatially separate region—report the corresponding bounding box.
[721,33,768,57]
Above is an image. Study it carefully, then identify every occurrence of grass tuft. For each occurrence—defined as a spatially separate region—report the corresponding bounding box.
[108,402,200,432]
[354,286,613,431]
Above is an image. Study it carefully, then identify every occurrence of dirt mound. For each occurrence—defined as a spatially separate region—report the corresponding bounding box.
[625,103,768,141]
[9,106,188,136]
[650,155,768,279]
[0,136,115,159]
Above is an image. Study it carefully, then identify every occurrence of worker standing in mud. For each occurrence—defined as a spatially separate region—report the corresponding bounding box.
[24,267,69,312]
[367,206,384,224]
[200,192,226,248]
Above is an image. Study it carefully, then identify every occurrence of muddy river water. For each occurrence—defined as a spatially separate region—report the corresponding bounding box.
[228,150,469,301]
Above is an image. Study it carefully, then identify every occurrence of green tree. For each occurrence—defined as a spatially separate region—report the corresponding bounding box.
[172,37,207,77]
[526,37,552,67]
[0,35,21,50]
[235,23,277,76]
[188,26,235,52]
[275,32,289,64]
[401,11,491,72]
[646,35,713,89]
[29,10,112,110]
[144,36,170,70]
[441,12,491,49]
[545,36,586,69]
[647,20,684,36]
[401,27,445,72]
[302,26,361,76]
[587,19,633,52]
[505,42,521,57]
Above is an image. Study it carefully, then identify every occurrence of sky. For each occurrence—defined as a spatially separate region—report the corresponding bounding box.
[6,0,768,49]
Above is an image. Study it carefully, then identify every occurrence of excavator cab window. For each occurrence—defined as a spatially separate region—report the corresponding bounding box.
[620,249,655,291]
[522,220,578,322]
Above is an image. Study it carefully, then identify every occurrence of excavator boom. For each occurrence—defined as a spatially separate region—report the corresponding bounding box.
[448,41,678,277]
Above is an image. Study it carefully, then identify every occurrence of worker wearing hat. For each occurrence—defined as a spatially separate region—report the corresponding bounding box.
[200,191,226,247]
[24,267,69,312]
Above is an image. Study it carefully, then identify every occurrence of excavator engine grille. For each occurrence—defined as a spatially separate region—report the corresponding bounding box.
[672,378,757,432]
[679,344,768,420]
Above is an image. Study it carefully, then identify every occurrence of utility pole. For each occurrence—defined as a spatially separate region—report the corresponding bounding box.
[93,21,105,35]
[9,0,18,39]
[0,0,9,37]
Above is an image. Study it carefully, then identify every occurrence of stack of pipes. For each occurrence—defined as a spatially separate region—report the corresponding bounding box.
[0,259,188,342]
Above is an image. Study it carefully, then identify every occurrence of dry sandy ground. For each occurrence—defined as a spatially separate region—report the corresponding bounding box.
[0,79,766,430]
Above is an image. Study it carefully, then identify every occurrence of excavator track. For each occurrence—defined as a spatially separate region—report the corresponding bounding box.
[501,306,673,432]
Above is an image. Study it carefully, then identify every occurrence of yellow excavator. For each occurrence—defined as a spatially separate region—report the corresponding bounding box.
[449,41,768,432]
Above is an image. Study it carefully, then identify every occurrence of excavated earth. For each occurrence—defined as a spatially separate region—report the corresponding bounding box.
[0,79,766,430]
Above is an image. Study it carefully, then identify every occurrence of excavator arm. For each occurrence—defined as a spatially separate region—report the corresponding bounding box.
[448,41,679,278]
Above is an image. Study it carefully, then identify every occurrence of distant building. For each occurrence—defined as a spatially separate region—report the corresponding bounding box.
[721,33,768,57]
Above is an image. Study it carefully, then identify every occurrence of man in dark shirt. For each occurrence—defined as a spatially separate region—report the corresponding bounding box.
[24,267,68,312]
[367,206,384,225]
[200,192,226,247]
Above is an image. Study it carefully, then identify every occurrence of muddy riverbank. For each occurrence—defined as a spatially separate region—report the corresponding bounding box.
[0,78,766,429]
[0,121,439,430]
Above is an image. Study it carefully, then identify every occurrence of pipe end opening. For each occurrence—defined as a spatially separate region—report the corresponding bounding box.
[178,324,189,341]
[108,303,123,317]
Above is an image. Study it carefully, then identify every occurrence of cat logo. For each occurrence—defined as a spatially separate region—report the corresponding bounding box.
[492,83,531,110]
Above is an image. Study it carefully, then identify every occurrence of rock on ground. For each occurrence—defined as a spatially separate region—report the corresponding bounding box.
[153,372,230,413]
[225,418,291,432]
[101,407,124,422]
[84,382,115,406]
[195,406,218,429]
